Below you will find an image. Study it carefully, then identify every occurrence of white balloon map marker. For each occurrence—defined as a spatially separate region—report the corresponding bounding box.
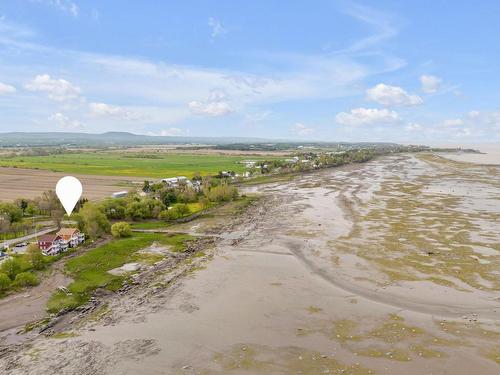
[55,176,83,216]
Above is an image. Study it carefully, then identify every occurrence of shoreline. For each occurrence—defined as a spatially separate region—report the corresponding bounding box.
[1,154,499,374]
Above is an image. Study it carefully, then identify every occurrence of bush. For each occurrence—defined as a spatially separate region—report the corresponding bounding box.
[76,202,110,239]
[0,258,22,280]
[111,222,132,238]
[205,183,238,202]
[27,244,45,270]
[0,272,11,291]
[159,203,191,221]
[13,272,39,287]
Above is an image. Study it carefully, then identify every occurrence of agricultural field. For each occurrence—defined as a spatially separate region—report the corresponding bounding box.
[0,151,278,178]
[0,167,145,201]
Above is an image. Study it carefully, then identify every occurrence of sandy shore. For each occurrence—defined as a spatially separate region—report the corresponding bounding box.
[1,154,498,374]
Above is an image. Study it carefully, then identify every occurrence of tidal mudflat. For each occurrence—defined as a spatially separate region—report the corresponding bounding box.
[1,154,498,374]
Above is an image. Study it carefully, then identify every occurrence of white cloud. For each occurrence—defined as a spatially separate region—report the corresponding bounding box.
[420,74,442,93]
[208,17,227,40]
[292,122,314,136]
[442,118,464,127]
[188,90,233,117]
[49,112,83,129]
[366,83,422,107]
[341,3,398,52]
[34,1,79,17]
[468,110,480,119]
[25,74,81,101]
[0,82,16,95]
[88,102,140,120]
[406,122,422,131]
[158,128,182,136]
[336,108,400,126]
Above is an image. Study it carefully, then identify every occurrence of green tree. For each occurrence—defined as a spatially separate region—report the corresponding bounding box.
[51,209,65,229]
[17,199,28,215]
[0,203,23,223]
[125,201,149,220]
[77,202,110,239]
[0,273,11,291]
[13,272,39,287]
[173,203,191,217]
[159,203,191,221]
[159,189,177,207]
[0,258,22,280]
[111,222,132,238]
[100,198,127,219]
[27,244,45,270]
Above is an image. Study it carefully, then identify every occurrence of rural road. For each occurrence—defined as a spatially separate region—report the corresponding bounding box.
[0,227,58,250]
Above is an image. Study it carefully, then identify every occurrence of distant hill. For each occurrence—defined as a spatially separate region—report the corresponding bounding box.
[0,132,283,147]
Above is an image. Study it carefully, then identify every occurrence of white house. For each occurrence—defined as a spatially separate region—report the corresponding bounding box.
[161,176,192,188]
[57,228,85,248]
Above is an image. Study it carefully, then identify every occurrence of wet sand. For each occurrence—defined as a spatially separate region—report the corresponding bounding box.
[1,154,498,374]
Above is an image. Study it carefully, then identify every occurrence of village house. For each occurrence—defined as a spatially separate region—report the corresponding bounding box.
[38,234,65,255]
[161,176,192,188]
[241,160,257,168]
[57,227,85,248]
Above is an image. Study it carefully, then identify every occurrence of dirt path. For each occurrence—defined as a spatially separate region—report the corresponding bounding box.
[0,265,71,332]
[0,237,111,335]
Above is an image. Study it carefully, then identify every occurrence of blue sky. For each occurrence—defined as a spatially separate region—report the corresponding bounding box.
[0,0,499,143]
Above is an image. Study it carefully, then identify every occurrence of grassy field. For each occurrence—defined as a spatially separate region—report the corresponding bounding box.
[47,232,194,313]
[0,152,276,178]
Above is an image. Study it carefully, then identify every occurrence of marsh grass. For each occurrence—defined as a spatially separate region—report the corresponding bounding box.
[47,232,194,313]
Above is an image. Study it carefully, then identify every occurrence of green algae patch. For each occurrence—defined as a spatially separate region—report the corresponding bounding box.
[211,344,375,375]
[483,346,500,364]
[306,305,323,314]
[50,331,79,339]
[367,315,425,344]
[331,155,500,292]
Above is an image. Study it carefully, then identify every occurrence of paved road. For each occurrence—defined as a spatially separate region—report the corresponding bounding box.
[1,227,58,250]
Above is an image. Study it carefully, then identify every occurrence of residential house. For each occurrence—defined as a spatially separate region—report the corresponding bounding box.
[57,228,85,248]
[161,176,192,188]
[38,234,64,255]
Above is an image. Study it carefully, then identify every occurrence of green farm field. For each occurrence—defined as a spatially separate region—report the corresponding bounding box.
[0,152,276,178]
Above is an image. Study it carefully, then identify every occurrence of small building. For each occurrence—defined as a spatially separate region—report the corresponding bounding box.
[161,176,192,188]
[38,234,64,255]
[57,228,85,248]
[241,160,257,168]
[112,191,128,199]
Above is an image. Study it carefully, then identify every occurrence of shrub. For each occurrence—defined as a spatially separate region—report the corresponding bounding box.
[27,244,45,270]
[0,258,22,280]
[13,272,39,287]
[76,202,110,239]
[158,203,190,221]
[111,222,132,238]
[205,183,238,202]
[0,272,11,291]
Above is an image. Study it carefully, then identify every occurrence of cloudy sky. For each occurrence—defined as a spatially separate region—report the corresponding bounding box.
[0,0,499,142]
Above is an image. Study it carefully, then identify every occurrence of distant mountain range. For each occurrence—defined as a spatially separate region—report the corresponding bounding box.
[0,132,286,147]
[0,132,405,150]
